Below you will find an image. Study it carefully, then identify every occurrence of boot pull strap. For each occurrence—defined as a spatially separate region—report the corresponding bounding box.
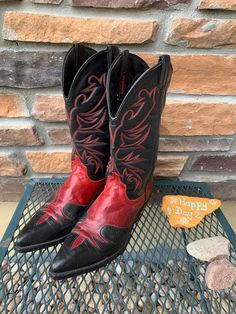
[157,55,173,113]
[74,44,85,71]
[107,45,120,68]
[158,55,172,91]
[118,50,129,100]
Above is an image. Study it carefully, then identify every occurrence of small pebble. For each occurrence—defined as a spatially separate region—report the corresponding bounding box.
[138,296,146,309]
[167,259,174,267]
[100,270,111,283]
[86,292,100,308]
[150,292,158,303]
[80,281,88,292]
[98,303,105,312]
[165,298,172,310]
[3,273,10,282]
[35,290,43,303]
[154,272,162,284]
[116,264,122,276]
[199,265,206,275]
[169,287,179,300]
[160,268,170,281]
[10,263,18,274]
[125,260,134,273]
[1,259,8,273]
[140,265,148,277]
[6,281,12,292]
[221,299,230,312]
[7,299,15,312]
[64,289,74,303]
[95,283,106,294]
[178,302,189,314]
[68,303,76,311]
[158,284,167,296]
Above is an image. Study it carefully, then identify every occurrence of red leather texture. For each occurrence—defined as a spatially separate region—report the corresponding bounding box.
[36,155,105,225]
[71,172,153,248]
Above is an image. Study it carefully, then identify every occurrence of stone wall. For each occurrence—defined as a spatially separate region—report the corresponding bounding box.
[0,0,235,201]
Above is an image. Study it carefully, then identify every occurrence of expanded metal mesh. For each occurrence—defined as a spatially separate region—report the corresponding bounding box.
[0,179,235,314]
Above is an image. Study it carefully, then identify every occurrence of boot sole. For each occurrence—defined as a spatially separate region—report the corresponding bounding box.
[49,237,130,280]
[14,235,67,253]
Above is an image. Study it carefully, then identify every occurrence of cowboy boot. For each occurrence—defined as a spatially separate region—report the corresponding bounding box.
[50,51,173,279]
[15,44,120,252]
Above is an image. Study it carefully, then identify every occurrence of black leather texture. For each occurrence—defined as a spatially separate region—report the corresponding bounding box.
[107,52,173,199]
[50,225,131,277]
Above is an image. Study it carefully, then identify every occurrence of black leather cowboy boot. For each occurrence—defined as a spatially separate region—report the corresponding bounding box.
[15,44,119,252]
[50,51,173,279]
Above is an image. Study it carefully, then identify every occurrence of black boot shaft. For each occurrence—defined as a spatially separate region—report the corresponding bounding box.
[62,44,120,180]
[107,51,173,199]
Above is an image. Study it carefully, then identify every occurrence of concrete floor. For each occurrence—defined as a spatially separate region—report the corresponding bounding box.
[0,202,17,240]
[0,201,235,240]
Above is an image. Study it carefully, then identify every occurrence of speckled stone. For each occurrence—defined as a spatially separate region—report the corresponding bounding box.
[187,236,230,262]
[205,258,236,290]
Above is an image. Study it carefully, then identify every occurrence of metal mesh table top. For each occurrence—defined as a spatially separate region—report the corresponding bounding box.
[0,179,235,314]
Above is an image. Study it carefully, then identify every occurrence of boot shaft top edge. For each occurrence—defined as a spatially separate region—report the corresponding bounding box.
[106,53,173,122]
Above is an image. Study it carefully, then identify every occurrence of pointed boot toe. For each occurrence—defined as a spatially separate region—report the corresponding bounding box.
[14,212,69,253]
[50,211,133,280]
[15,227,33,250]
[50,252,68,278]
[49,235,90,279]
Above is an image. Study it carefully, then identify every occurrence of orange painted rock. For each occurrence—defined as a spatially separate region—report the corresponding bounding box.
[162,195,221,228]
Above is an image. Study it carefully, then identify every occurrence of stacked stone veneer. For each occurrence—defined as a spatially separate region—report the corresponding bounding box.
[0,0,235,200]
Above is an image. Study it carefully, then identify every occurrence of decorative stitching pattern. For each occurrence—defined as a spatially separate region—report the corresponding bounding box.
[69,74,108,175]
[108,87,157,193]
[37,74,108,225]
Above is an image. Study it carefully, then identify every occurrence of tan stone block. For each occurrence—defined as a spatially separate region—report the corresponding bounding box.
[32,0,62,4]
[139,54,236,95]
[161,101,236,136]
[26,151,71,173]
[0,153,26,177]
[0,93,28,118]
[159,137,233,152]
[170,54,236,95]
[154,155,188,177]
[0,125,43,146]
[33,95,66,122]
[47,127,71,145]
[0,178,27,201]
[3,12,158,44]
[199,0,236,11]
[166,18,236,48]
[138,52,159,67]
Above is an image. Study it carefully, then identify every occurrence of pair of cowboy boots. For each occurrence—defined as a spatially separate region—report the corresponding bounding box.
[15,44,173,280]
